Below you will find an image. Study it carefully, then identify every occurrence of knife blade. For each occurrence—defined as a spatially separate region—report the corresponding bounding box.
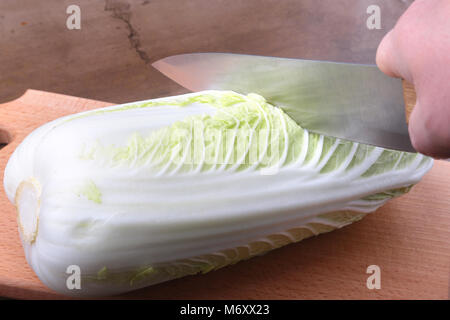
[152,53,415,152]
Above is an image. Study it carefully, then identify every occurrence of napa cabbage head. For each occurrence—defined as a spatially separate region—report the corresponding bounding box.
[3,89,433,297]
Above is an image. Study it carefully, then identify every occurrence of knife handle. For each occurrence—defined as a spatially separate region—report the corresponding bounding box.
[402,80,416,123]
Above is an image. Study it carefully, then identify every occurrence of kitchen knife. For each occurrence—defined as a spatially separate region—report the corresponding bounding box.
[152,53,416,152]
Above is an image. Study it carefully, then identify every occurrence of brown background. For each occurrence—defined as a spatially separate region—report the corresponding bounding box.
[1,0,413,104]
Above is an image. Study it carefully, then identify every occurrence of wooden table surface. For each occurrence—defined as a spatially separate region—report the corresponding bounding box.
[1,0,414,104]
[0,90,449,300]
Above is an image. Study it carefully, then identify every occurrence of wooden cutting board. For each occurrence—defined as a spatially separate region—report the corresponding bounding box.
[0,90,449,300]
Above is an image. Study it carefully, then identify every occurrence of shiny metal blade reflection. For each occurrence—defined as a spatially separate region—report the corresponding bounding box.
[153,53,414,152]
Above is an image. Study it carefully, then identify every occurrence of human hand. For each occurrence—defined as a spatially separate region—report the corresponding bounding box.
[376,0,450,158]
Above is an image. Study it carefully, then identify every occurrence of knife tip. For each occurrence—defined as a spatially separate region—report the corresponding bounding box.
[151,59,164,70]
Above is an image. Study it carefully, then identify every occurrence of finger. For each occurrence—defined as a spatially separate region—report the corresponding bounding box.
[376,30,402,79]
[408,101,450,159]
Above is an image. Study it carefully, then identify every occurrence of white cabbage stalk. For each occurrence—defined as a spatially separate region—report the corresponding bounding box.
[3,91,432,297]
